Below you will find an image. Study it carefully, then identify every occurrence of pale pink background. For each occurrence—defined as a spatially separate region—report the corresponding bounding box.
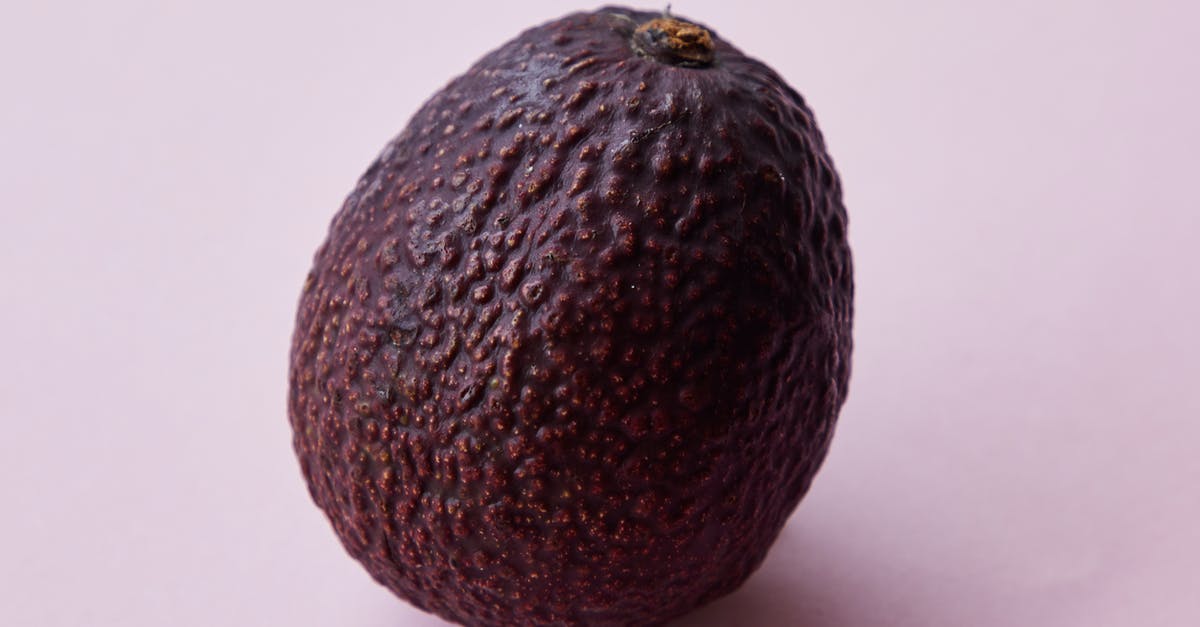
[2,1,1198,625]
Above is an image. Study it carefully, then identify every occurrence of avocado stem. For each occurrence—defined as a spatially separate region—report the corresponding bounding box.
[631,16,714,68]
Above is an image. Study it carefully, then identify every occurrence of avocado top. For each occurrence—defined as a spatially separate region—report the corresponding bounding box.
[289,6,852,626]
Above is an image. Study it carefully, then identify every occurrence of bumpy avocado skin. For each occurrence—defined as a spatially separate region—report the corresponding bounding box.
[289,6,852,626]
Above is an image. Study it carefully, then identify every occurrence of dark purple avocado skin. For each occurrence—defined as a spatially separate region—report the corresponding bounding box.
[288,6,852,626]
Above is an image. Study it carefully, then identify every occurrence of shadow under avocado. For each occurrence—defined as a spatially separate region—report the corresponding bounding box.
[669,525,855,627]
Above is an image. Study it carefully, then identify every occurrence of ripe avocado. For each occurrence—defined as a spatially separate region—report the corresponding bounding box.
[289,7,852,626]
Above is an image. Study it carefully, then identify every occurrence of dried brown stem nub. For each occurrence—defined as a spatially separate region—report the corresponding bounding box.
[632,17,715,67]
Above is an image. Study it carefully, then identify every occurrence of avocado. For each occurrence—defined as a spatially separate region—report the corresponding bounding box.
[289,7,852,625]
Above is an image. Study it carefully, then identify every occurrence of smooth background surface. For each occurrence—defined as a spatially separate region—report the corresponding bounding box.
[2,1,1198,625]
